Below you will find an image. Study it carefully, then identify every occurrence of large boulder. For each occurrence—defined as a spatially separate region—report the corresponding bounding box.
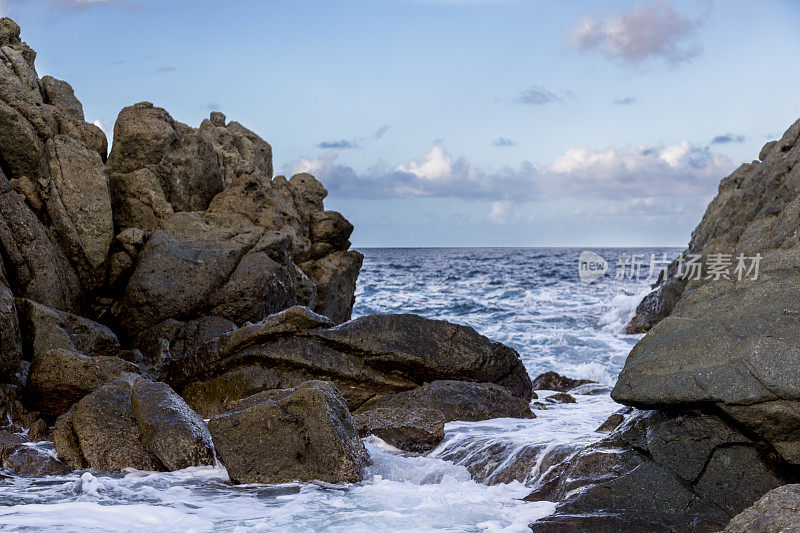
[355,380,534,422]
[107,102,224,213]
[43,135,113,290]
[122,212,311,336]
[25,348,138,418]
[528,409,788,532]
[613,244,800,464]
[207,380,370,484]
[167,307,533,416]
[130,379,215,471]
[53,374,214,471]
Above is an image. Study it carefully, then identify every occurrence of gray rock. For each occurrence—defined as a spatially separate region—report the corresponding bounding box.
[627,117,800,333]
[40,76,84,122]
[0,270,22,381]
[301,250,363,324]
[612,246,800,464]
[355,380,534,422]
[122,212,309,336]
[725,484,800,533]
[54,374,214,472]
[532,371,595,391]
[168,309,533,413]
[66,373,163,471]
[107,102,224,212]
[0,169,82,313]
[354,407,445,453]
[25,348,138,418]
[109,168,174,232]
[208,380,370,484]
[529,410,785,532]
[16,298,120,359]
[130,379,214,471]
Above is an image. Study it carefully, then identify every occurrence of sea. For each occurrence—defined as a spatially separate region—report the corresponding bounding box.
[0,247,679,532]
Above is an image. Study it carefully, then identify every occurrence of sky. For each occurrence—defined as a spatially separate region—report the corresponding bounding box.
[2,0,800,247]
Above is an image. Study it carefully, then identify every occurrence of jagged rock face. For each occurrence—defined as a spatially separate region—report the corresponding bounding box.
[628,118,800,333]
[53,373,214,471]
[121,212,312,336]
[0,264,22,379]
[725,484,800,532]
[207,380,370,484]
[164,307,533,417]
[614,117,800,468]
[529,409,788,532]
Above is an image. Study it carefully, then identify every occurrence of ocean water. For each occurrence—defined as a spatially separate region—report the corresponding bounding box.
[0,247,677,532]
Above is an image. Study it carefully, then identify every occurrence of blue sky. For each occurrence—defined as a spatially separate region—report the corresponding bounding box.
[4,0,800,246]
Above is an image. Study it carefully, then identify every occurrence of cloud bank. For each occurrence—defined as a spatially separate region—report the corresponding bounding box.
[286,141,733,203]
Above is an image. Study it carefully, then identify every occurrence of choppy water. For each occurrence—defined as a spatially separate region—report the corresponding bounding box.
[0,248,677,532]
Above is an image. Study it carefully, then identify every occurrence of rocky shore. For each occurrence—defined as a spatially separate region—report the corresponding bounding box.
[0,17,534,486]
[526,118,800,530]
[1,16,798,532]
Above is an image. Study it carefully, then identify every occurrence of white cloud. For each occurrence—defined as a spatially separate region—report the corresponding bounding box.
[396,146,453,180]
[284,139,734,203]
[568,0,708,66]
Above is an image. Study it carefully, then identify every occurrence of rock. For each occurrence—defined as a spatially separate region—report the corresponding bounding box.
[51,410,84,469]
[109,168,174,232]
[0,169,82,313]
[545,392,576,404]
[135,315,237,376]
[310,211,353,249]
[527,410,787,531]
[3,445,70,476]
[40,76,84,122]
[301,250,363,324]
[532,371,595,392]
[130,379,214,471]
[0,429,27,459]
[25,348,138,418]
[627,118,800,333]
[208,380,370,484]
[356,381,534,422]
[0,270,22,381]
[353,407,445,453]
[122,212,310,336]
[169,309,533,414]
[61,373,162,471]
[612,246,800,464]
[54,374,213,472]
[27,417,48,441]
[16,298,120,359]
[107,102,224,212]
[596,412,626,433]
[725,484,800,532]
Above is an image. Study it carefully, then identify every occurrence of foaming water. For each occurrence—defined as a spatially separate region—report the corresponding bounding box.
[354,248,677,384]
[0,247,676,531]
